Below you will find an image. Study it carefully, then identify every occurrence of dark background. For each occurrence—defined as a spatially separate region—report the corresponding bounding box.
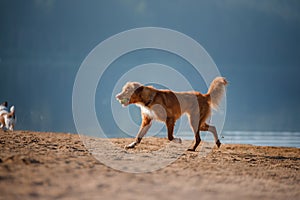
[1,0,299,133]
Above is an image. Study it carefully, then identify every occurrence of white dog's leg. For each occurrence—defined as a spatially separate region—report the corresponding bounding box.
[4,116,10,130]
[8,125,14,131]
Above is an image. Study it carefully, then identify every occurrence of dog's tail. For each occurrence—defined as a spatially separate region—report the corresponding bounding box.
[207,77,227,110]
[6,106,15,119]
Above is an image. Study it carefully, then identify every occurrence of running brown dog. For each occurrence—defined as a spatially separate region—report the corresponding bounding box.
[116,77,227,151]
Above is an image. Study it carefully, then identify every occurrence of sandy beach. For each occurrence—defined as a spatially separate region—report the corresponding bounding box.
[0,130,299,200]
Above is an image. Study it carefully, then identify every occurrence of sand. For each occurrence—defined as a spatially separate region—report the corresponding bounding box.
[0,130,299,200]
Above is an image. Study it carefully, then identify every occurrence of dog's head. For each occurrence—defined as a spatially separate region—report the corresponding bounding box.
[0,101,8,112]
[116,82,156,107]
[116,82,142,106]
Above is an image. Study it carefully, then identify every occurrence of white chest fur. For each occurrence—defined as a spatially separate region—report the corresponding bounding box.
[137,104,158,119]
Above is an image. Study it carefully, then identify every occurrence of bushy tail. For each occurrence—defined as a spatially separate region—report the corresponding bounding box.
[207,77,227,110]
[6,106,15,119]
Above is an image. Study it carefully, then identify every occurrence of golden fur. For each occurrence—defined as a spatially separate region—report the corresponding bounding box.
[116,77,227,151]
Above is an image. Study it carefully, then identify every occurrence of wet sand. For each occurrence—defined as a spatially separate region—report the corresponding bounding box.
[0,130,299,200]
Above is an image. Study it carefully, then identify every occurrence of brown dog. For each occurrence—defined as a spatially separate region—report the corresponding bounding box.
[116,77,227,151]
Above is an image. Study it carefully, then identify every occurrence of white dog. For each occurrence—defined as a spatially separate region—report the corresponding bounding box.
[0,101,16,131]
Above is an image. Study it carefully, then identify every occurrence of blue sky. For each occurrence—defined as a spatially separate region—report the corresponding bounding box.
[0,0,300,132]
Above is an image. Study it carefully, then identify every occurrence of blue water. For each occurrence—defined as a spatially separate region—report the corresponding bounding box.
[173,131,300,148]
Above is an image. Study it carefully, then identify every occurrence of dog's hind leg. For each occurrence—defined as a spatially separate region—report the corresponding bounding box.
[125,115,152,149]
[187,131,201,151]
[200,123,221,148]
[187,115,201,151]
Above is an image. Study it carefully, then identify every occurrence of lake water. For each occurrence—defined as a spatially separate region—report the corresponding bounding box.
[102,130,300,148]
[173,131,300,148]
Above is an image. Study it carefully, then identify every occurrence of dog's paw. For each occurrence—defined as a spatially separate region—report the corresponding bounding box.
[187,148,196,152]
[172,137,182,144]
[216,139,221,148]
[125,141,137,149]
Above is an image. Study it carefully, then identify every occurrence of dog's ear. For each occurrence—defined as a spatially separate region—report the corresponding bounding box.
[1,101,8,107]
[134,86,144,96]
[140,86,156,106]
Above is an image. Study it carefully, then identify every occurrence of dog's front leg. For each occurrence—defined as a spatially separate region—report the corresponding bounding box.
[125,141,138,149]
[166,117,182,144]
[125,116,152,149]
